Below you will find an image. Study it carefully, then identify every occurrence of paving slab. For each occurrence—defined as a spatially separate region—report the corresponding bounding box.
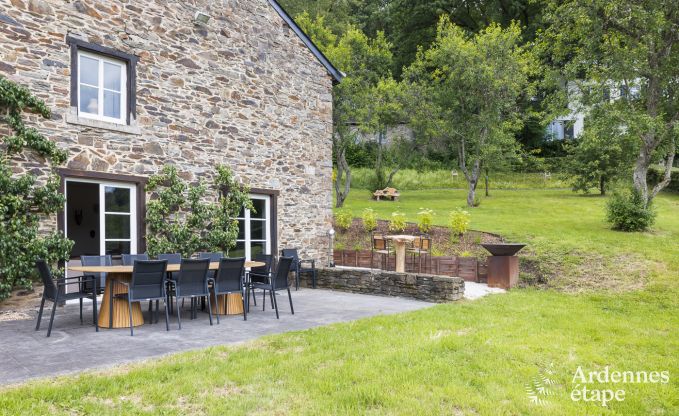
[0,289,432,386]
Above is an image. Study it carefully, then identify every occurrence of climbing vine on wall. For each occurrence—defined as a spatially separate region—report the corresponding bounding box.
[0,76,73,301]
[145,164,252,258]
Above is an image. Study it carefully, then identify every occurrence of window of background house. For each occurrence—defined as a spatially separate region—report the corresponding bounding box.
[77,51,127,124]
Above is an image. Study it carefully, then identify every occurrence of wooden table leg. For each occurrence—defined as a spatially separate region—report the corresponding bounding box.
[395,241,407,273]
[210,293,244,315]
[98,272,144,329]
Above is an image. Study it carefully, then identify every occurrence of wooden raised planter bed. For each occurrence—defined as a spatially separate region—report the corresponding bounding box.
[332,249,486,282]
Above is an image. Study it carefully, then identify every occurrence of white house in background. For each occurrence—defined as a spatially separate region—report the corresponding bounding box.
[545,80,640,141]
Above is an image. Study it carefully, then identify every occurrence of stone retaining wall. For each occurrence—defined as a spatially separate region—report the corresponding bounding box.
[300,267,465,303]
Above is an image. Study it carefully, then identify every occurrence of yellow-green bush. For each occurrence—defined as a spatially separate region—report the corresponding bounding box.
[389,211,407,233]
[361,208,378,232]
[449,208,471,236]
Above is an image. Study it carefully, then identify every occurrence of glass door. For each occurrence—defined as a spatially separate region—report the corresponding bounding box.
[233,195,271,260]
[99,183,137,256]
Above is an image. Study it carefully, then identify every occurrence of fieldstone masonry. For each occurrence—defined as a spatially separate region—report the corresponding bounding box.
[301,267,465,303]
[0,0,334,262]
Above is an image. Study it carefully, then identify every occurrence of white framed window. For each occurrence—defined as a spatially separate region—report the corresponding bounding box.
[233,195,271,261]
[77,50,127,124]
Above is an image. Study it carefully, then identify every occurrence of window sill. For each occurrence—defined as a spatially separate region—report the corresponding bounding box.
[65,113,141,135]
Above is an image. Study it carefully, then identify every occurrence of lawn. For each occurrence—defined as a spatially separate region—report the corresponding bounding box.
[2,189,678,415]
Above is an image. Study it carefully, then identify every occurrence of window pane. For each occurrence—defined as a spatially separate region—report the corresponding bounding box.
[251,199,266,219]
[79,85,98,115]
[237,207,245,219]
[250,242,266,258]
[79,55,99,86]
[103,62,122,91]
[237,220,245,240]
[105,241,130,256]
[103,90,121,119]
[105,215,131,239]
[104,187,130,212]
[230,241,245,258]
[250,220,265,240]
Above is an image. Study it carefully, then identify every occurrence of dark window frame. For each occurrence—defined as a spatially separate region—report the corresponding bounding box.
[66,36,138,125]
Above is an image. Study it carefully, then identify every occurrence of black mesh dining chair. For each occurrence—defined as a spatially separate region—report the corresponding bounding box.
[157,253,182,313]
[252,257,294,319]
[157,253,182,264]
[247,253,273,307]
[35,260,99,337]
[210,257,246,322]
[170,258,212,329]
[281,248,316,289]
[122,253,149,265]
[80,255,112,295]
[110,259,168,336]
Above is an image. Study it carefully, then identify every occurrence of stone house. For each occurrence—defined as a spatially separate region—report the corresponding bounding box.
[0,0,342,265]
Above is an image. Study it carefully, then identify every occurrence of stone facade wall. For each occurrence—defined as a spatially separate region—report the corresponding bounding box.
[301,267,465,303]
[0,0,334,262]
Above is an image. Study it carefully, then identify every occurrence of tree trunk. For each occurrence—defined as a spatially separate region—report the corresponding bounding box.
[374,129,386,190]
[465,159,482,207]
[385,167,400,188]
[599,176,606,196]
[334,148,351,208]
[484,167,490,197]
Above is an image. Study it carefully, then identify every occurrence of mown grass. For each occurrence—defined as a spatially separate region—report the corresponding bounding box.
[340,188,679,288]
[2,189,678,415]
[2,289,677,415]
[349,167,571,190]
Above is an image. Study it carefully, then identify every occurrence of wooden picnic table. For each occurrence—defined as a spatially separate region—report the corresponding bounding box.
[385,235,418,273]
[69,261,265,329]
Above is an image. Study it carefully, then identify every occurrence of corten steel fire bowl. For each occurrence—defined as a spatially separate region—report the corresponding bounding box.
[481,243,526,257]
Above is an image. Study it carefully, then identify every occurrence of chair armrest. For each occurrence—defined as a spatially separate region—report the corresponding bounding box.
[56,275,93,286]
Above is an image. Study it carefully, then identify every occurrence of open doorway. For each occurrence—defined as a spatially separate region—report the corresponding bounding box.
[66,181,100,258]
[64,179,138,259]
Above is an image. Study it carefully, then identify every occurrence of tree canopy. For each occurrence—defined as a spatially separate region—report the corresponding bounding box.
[405,18,532,206]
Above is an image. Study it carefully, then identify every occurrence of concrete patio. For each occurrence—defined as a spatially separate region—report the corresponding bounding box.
[0,289,432,386]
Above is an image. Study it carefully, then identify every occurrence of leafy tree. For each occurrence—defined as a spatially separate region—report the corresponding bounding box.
[566,107,637,195]
[542,0,678,208]
[0,76,73,301]
[380,0,543,76]
[405,18,532,207]
[296,15,395,207]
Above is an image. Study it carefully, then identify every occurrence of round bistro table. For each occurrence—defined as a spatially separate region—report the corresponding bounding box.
[385,235,418,273]
[69,261,265,329]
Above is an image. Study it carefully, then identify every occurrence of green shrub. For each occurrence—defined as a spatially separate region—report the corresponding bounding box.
[606,189,656,232]
[417,208,434,234]
[449,208,471,236]
[389,211,407,233]
[361,208,378,233]
[473,195,481,207]
[334,210,353,231]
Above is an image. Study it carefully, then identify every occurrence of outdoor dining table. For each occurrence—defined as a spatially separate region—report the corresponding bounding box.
[385,235,418,273]
[69,261,265,329]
